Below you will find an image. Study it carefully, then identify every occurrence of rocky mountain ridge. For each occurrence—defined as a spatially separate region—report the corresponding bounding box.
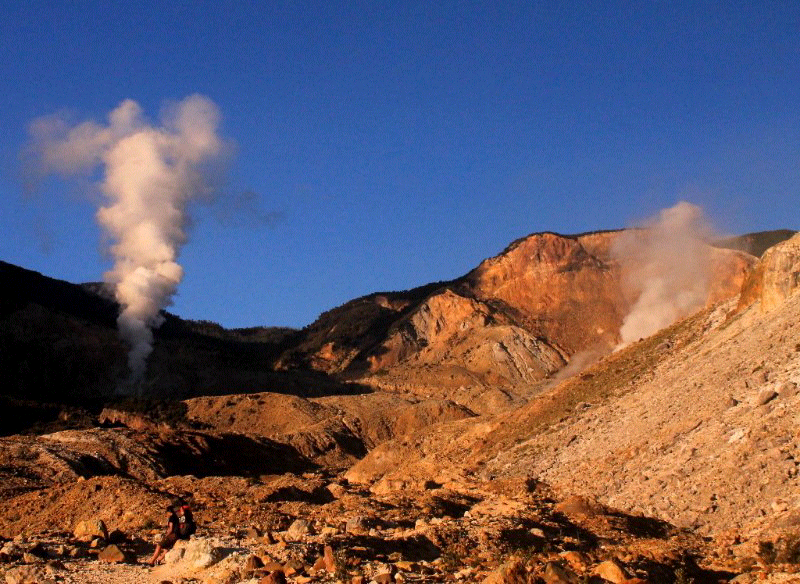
[2,228,799,584]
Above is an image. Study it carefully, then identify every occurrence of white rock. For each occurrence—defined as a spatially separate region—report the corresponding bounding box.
[182,538,222,570]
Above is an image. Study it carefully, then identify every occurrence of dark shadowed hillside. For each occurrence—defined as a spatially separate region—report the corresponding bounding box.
[0,261,366,435]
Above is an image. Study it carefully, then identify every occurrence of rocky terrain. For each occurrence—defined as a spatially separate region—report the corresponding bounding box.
[2,229,800,584]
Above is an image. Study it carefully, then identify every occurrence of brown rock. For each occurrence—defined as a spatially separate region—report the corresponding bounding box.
[323,545,336,572]
[327,483,347,498]
[4,565,46,584]
[259,572,287,584]
[555,496,603,517]
[560,551,589,571]
[313,556,326,572]
[108,529,126,544]
[374,574,394,584]
[98,544,127,563]
[73,519,108,541]
[754,389,778,406]
[593,559,629,583]
[245,554,265,574]
[263,561,285,571]
[346,516,370,534]
[284,558,304,575]
[543,561,579,584]
[351,577,366,584]
[395,560,419,572]
[285,519,311,540]
[544,562,578,584]
[482,559,532,584]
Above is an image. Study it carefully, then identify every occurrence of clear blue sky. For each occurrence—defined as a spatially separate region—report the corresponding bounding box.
[1,1,798,328]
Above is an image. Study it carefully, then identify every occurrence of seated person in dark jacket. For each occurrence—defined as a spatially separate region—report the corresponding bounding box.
[147,500,196,565]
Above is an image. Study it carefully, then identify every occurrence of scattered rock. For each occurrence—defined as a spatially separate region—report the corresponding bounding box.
[244,554,264,575]
[482,559,531,584]
[753,389,778,407]
[543,561,579,583]
[346,516,370,534]
[181,538,222,570]
[259,571,287,584]
[4,565,45,584]
[243,526,261,539]
[777,381,798,399]
[285,519,311,540]
[323,544,336,572]
[21,552,41,564]
[560,550,590,571]
[97,544,126,563]
[73,519,108,541]
[593,559,629,583]
[555,496,603,517]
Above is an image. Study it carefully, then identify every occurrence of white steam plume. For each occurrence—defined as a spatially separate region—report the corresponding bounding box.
[613,201,714,347]
[28,95,227,381]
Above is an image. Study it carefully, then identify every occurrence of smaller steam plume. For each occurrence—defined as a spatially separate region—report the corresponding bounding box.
[27,95,228,383]
[613,201,714,347]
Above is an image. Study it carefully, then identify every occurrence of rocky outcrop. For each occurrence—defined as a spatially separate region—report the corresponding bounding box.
[278,230,756,394]
[467,232,625,354]
[739,232,800,311]
[364,289,568,389]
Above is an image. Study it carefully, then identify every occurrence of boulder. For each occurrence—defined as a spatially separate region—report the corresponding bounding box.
[560,551,590,571]
[244,554,265,575]
[555,496,603,517]
[323,545,336,572]
[593,559,629,583]
[260,571,287,584]
[543,561,579,583]
[482,559,532,584]
[753,389,778,407]
[4,566,45,584]
[181,538,222,570]
[285,519,311,540]
[345,516,370,534]
[98,544,126,563]
[73,519,108,541]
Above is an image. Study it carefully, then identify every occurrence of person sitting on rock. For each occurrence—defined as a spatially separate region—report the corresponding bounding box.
[147,501,195,566]
[147,504,179,566]
[174,498,196,539]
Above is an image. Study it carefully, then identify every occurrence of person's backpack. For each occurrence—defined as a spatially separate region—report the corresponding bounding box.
[177,510,196,538]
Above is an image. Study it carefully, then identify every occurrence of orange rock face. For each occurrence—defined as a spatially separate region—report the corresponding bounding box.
[280,230,755,391]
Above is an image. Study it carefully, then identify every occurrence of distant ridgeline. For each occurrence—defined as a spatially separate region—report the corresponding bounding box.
[0,260,355,413]
[0,228,794,419]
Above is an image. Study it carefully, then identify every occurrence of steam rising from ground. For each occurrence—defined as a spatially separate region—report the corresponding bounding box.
[28,95,227,382]
[613,202,714,347]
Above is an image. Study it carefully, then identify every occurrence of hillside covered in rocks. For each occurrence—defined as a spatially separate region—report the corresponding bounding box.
[2,228,800,584]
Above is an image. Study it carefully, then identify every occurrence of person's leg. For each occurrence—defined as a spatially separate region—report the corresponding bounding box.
[148,544,163,565]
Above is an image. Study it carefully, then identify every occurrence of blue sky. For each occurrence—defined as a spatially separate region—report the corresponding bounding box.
[1,1,798,328]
